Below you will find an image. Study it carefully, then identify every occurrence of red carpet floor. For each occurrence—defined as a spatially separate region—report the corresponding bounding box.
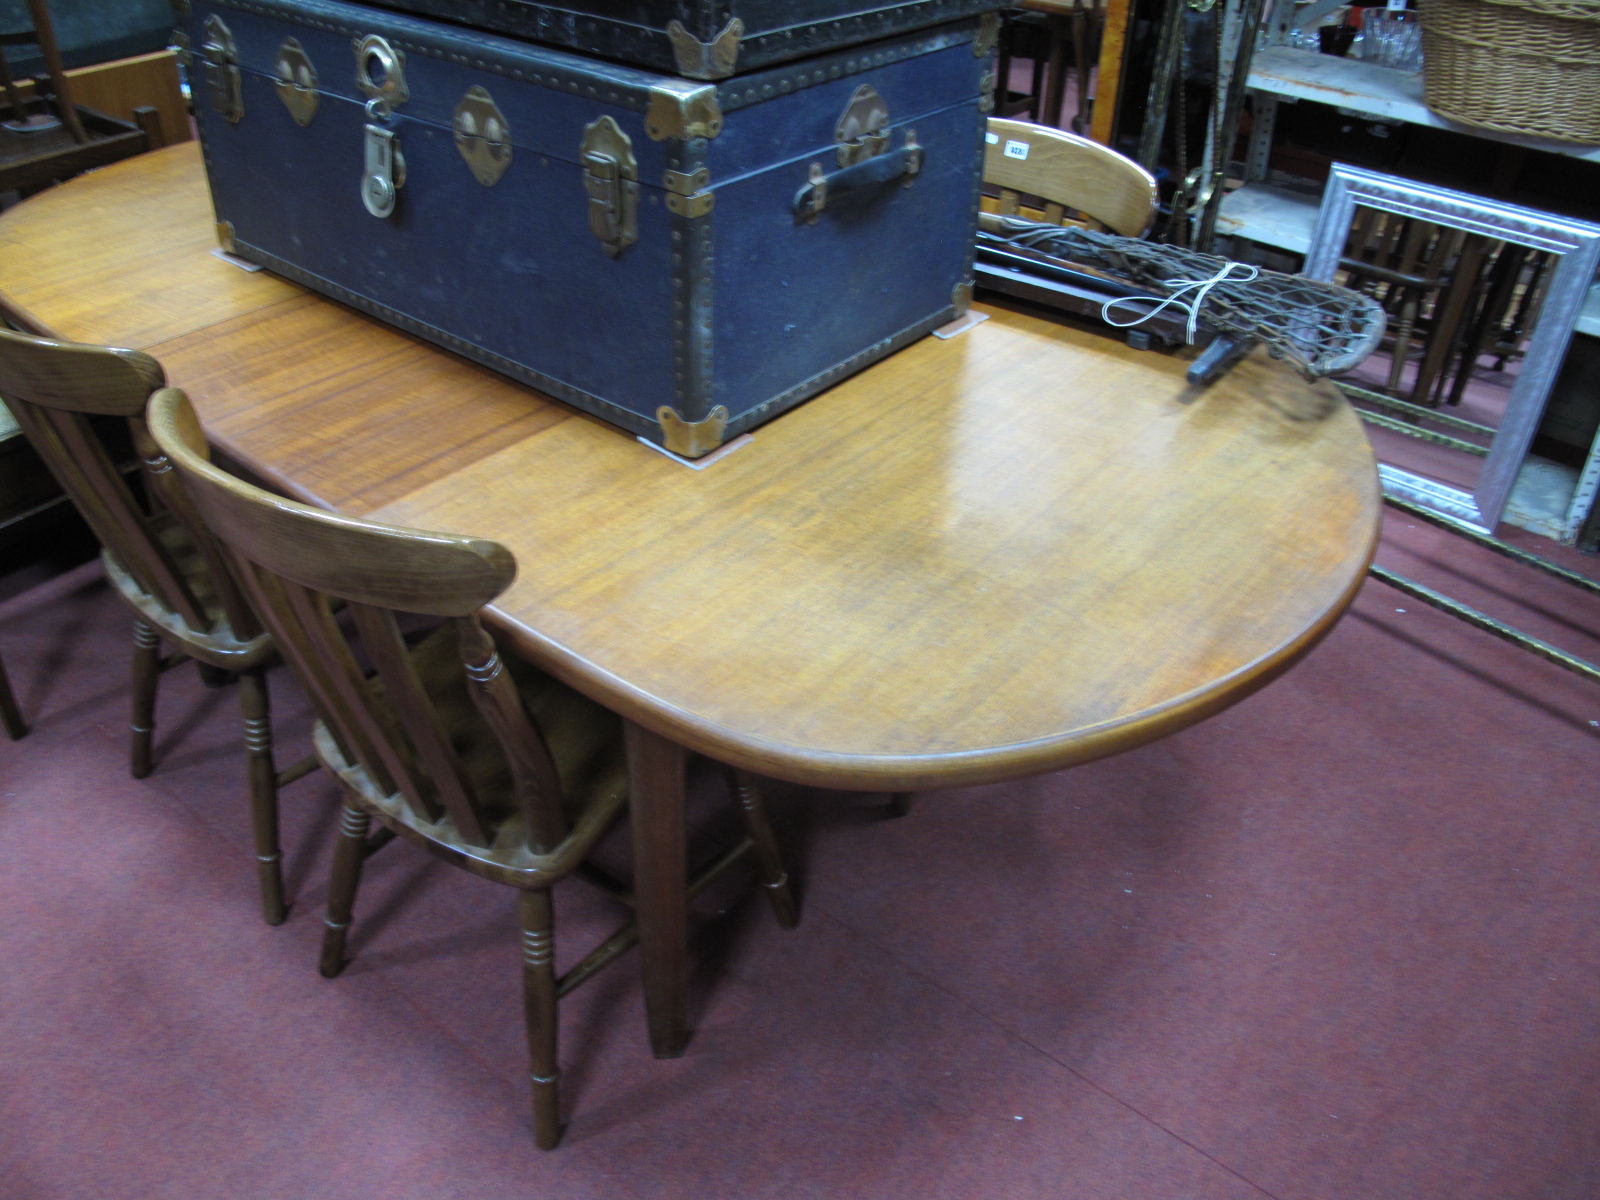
[3,506,1599,1200]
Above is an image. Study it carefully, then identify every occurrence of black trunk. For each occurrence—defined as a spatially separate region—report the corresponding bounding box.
[343,0,1005,77]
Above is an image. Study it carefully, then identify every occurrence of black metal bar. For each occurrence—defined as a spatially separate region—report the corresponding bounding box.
[1338,257,1451,291]
[1336,382,1497,437]
[1368,564,1600,686]
[1382,494,1600,598]
[1137,0,1186,171]
[1357,408,1489,456]
[1196,0,1269,253]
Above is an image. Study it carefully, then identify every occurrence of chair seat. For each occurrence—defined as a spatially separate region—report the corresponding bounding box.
[101,510,274,669]
[313,623,630,886]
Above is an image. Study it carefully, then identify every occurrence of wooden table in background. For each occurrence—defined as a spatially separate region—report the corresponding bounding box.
[0,143,1381,1057]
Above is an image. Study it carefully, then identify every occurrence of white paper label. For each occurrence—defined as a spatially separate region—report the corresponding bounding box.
[1004,139,1030,161]
[986,131,1000,144]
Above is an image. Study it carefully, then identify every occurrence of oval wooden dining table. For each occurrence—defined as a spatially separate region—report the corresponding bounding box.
[0,142,1381,1057]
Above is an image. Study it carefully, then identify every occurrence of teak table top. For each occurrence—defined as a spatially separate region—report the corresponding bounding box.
[0,142,1380,792]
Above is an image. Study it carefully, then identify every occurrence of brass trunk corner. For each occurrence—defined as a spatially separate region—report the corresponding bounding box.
[975,12,1000,57]
[645,82,723,142]
[666,18,743,80]
[657,406,729,458]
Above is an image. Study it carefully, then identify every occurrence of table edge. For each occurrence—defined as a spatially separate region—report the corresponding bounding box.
[486,507,1380,792]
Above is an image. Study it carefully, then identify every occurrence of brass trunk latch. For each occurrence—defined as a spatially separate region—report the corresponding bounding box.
[275,38,318,127]
[201,15,243,123]
[835,85,891,168]
[454,86,511,186]
[354,35,408,219]
[361,124,405,218]
[580,116,638,258]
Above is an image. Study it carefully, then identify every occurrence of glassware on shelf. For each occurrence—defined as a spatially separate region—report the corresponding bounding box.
[1361,9,1424,72]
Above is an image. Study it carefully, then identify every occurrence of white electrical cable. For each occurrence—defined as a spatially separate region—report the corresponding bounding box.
[1099,260,1261,344]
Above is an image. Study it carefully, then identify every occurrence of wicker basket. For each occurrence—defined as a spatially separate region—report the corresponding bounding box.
[1419,0,1600,143]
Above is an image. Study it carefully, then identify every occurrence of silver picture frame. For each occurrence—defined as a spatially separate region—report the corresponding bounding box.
[1305,163,1600,532]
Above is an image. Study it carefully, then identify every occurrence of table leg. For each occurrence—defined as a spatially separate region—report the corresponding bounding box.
[623,719,689,1059]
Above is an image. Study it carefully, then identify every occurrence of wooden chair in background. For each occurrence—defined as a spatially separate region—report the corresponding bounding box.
[995,1,1103,133]
[148,387,798,1150]
[0,1,168,199]
[0,329,309,923]
[974,119,1174,347]
[983,116,1157,237]
[0,0,87,142]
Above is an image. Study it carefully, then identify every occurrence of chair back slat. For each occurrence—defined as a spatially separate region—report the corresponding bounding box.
[279,580,443,825]
[0,328,259,638]
[132,420,262,640]
[149,388,573,853]
[457,615,568,853]
[228,559,401,801]
[347,602,489,846]
[7,396,211,629]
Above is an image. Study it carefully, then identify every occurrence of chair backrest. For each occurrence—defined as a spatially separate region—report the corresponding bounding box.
[0,0,88,143]
[0,327,258,640]
[146,387,572,856]
[984,117,1157,238]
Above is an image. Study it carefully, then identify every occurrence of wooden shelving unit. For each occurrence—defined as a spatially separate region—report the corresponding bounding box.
[1213,47,1600,544]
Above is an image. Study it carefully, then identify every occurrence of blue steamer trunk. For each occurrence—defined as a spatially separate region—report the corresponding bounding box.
[342,0,1008,79]
[182,0,992,456]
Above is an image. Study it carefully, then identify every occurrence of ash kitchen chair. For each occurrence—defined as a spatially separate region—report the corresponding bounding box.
[147,387,798,1150]
[0,327,310,923]
[983,116,1158,238]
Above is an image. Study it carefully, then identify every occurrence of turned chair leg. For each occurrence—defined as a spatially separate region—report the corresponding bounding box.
[0,650,26,740]
[520,889,562,1150]
[726,768,799,929]
[239,668,286,925]
[320,801,370,978]
[129,621,162,778]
